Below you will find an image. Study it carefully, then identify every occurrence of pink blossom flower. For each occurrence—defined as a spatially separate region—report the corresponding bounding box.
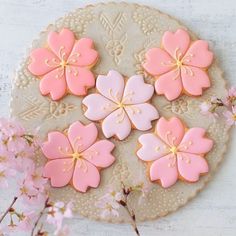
[223,106,236,126]
[0,165,15,188]
[28,28,99,101]
[137,117,213,188]
[143,29,213,101]
[83,70,159,140]
[18,211,37,231]
[47,201,73,231]
[42,121,115,192]
[27,166,48,190]
[199,101,219,119]
[223,86,236,106]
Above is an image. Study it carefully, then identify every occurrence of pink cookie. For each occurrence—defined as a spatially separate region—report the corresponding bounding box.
[28,28,99,101]
[143,29,214,101]
[82,70,159,140]
[137,117,213,188]
[41,121,115,193]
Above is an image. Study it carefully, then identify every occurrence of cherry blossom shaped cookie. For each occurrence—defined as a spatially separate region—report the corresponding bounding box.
[137,117,213,188]
[41,121,115,192]
[28,28,99,101]
[82,70,159,140]
[143,29,214,101]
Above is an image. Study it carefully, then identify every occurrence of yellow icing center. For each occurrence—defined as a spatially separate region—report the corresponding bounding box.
[169,146,178,155]
[176,59,183,68]
[71,152,82,161]
[59,60,68,68]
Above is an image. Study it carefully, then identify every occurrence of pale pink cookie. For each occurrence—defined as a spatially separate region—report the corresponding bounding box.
[143,29,214,101]
[28,28,99,101]
[137,117,213,188]
[41,121,115,193]
[82,70,159,140]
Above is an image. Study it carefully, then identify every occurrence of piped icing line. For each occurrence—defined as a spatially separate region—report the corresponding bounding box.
[82,70,159,140]
[143,29,214,101]
[137,117,213,188]
[41,121,115,193]
[28,28,99,101]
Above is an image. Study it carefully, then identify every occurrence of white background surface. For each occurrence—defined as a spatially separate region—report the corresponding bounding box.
[0,0,236,235]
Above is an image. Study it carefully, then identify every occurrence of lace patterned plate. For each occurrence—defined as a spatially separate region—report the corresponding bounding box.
[10,2,229,223]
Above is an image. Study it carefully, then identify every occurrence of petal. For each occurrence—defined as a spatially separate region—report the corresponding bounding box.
[162,29,190,59]
[72,159,100,192]
[102,108,131,140]
[42,131,72,160]
[143,48,174,75]
[123,75,154,104]
[68,121,98,153]
[125,103,159,130]
[82,94,116,120]
[177,153,209,182]
[181,66,210,96]
[28,48,59,76]
[68,38,98,67]
[66,66,95,96]
[43,159,73,187]
[183,40,213,68]
[179,128,213,154]
[156,117,185,146]
[137,133,170,161]
[48,28,75,60]
[82,140,115,168]
[40,69,67,101]
[155,69,183,101]
[96,70,125,103]
[150,154,178,188]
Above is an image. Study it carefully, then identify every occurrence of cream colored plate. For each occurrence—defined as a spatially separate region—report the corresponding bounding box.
[10,2,229,223]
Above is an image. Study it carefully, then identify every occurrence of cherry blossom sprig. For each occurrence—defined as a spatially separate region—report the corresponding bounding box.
[0,118,73,235]
[96,181,152,236]
[200,86,236,126]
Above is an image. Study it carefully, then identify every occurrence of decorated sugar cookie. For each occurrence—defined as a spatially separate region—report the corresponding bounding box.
[82,70,159,140]
[137,117,213,188]
[143,29,214,101]
[28,28,99,101]
[42,121,115,192]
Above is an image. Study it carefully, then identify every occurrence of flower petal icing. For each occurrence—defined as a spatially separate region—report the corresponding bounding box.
[40,69,67,101]
[42,131,72,159]
[125,103,159,130]
[156,117,185,146]
[67,121,98,153]
[177,153,209,182]
[123,75,154,104]
[82,94,116,120]
[179,128,213,154]
[155,69,182,101]
[143,48,174,75]
[43,159,74,187]
[137,133,169,161]
[72,160,100,193]
[184,40,213,68]
[66,66,95,96]
[102,108,131,140]
[150,154,178,188]
[181,66,210,95]
[162,29,190,58]
[68,38,99,67]
[48,28,75,60]
[96,70,125,102]
[82,140,115,168]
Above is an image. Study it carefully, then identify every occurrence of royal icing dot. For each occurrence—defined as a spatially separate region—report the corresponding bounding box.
[28,28,99,101]
[143,29,214,101]
[137,117,213,188]
[82,70,159,140]
[41,121,115,193]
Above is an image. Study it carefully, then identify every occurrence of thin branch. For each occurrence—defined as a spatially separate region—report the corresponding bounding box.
[31,197,49,236]
[0,196,18,223]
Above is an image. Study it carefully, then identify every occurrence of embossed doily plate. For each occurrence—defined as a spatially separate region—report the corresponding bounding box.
[10,2,229,223]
